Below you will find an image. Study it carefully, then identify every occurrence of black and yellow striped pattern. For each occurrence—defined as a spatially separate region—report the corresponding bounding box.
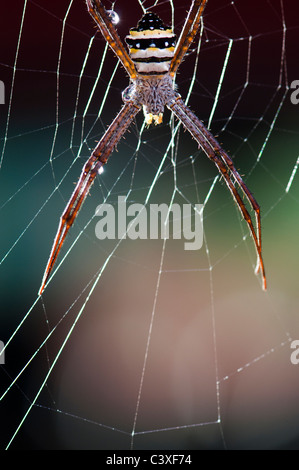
[125,12,176,75]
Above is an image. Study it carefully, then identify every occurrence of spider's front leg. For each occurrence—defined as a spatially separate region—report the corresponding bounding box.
[39,101,140,295]
[167,94,267,290]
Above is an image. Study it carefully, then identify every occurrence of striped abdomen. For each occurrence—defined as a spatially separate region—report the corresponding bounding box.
[125,12,176,75]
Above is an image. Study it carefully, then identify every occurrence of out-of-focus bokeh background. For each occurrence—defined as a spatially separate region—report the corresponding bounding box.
[1,0,299,449]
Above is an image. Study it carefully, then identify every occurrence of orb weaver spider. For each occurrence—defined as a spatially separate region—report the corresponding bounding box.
[39,0,266,294]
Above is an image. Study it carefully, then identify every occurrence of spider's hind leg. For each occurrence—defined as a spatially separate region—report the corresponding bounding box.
[86,0,136,77]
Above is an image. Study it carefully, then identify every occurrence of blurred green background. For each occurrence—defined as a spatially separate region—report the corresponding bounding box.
[0,0,299,449]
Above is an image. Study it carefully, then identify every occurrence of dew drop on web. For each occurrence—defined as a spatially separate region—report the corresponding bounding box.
[107,10,120,25]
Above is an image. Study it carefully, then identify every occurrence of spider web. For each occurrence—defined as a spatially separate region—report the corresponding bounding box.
[1,0,299,450]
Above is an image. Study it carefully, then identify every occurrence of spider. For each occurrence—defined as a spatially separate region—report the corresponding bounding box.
[39,0,266,295]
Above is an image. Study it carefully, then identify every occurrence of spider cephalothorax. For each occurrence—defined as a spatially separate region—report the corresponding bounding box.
[39,0,266,295]
[122,73,176,125]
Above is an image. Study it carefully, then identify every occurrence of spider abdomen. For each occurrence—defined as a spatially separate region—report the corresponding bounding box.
[125,12,176,75]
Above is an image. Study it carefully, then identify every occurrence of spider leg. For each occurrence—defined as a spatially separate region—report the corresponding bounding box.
[169,0,208,77]
[168,95,266,290]
[177,100,263,251]
[86,0,137,78]
[39,101,140,295]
